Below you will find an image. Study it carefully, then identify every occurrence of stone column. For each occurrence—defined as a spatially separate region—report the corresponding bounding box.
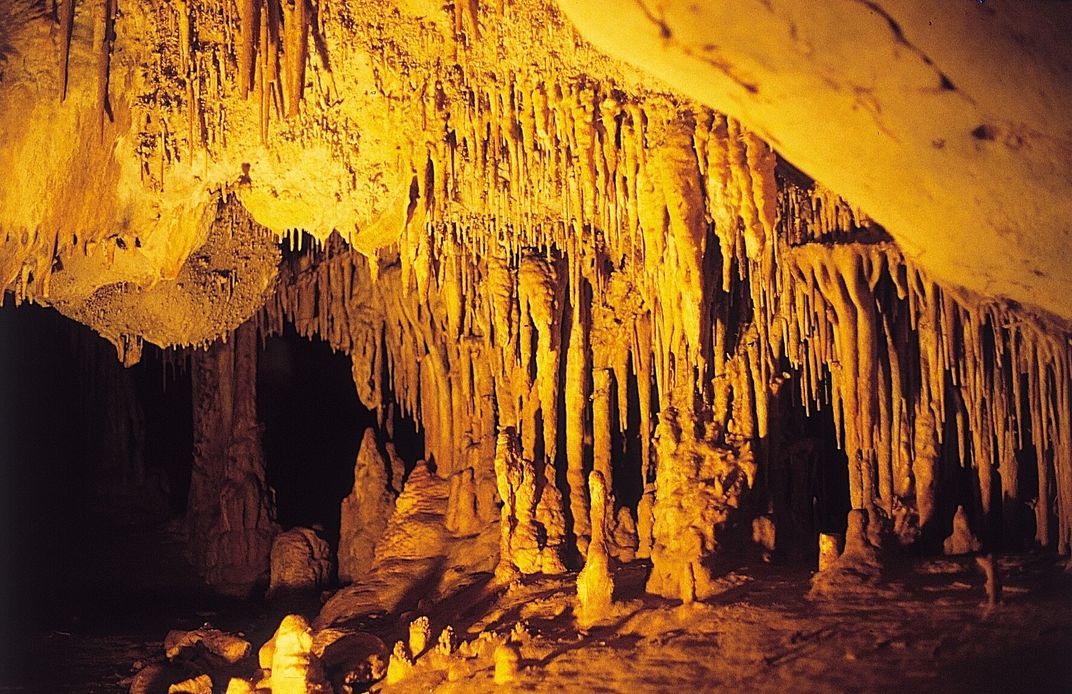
[188,322,276,595]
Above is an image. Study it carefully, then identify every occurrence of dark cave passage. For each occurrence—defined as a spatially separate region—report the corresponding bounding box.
[257,323,374,543]
[255,321,426,546]
[0,302,211,686]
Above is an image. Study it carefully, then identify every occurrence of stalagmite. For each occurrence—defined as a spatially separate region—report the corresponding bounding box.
[385,641,413,684]
[408,616,431,657]
[493,426,565,579]
[577,471,614,626]
[810,510,884,598]
[647,404,756,602]
[339,428,400,582]
[976,554,1002,608]
[609,506,639,563]
[260,615,330,694]
[818,533,842,572]
[436,626,456,656]
[944,506,982,556]
[492,642,520,685]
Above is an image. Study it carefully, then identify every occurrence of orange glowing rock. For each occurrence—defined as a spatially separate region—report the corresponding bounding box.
[944,505,983,556]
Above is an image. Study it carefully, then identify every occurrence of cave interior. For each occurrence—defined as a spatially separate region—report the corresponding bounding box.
[1,0,1071,692]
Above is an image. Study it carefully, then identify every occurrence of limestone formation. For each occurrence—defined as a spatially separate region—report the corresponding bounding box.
[267,526,333,598]
[976,554,1003,608]
[810,510,884,598]
[494,426,565,580]
[223,679,256,694]
[609,507,640,563]
[647,406,757,602]
[312,628,389,691]
[752,515,777,562]
[818,534,843,573]
[338,427,401,583]
[259,615,330,694]
[164,627,251,665]
[408,616,431,657]
[493,642,521,685]
[167,674,213,694]
[436,627,456,657]
[187,322,277,595]
[577,471,615,626]
[3,0,1072,690]
[385,641,413,685]
[944,505,983,556]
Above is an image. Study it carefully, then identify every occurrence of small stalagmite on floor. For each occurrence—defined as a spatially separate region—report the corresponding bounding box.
[944,505,983,556]
[257,615,331,694]
[577,470,615,627]
[810,509,885,598]
[494,426,566,580]
[338,427,403,582]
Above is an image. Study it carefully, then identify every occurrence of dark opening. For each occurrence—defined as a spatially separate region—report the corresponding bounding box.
[256,322,375,543]
[0,302,194,673]
[767,372,851,560]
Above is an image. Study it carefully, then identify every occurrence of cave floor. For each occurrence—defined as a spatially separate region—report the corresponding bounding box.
[384,553,1072,694]
[0,518,305,693]
[4,532,1071,693]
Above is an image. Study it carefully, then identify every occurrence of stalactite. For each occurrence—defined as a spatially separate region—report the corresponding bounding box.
[57,0,75,101]
[253,55,1072,597]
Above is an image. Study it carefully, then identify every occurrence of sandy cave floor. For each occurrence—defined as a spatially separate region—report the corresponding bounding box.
[4,518,1071,694]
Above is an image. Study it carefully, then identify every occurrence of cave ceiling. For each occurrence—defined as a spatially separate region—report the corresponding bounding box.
[2,0,1070,353]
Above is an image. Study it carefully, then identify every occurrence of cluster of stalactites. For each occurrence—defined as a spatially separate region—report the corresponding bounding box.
[767,242,1072,552]
[260,73,1072,593]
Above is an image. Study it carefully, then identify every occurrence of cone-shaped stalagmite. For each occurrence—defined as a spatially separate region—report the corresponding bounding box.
[339,427,401,582]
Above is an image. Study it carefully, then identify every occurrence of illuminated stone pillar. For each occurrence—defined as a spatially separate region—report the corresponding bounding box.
[188,321,276,595]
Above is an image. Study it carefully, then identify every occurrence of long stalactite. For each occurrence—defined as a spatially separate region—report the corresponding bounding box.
[251,83,1072,599]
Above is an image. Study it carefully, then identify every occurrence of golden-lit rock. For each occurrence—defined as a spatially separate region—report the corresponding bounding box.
[556,0,1072,321]
[223,679,256,694]
[576,471,615,626]
[188,322,277,594]
[312,627,389,691]
[167,674,212,694]
[261,615,330,694]
[338,428,400,583]
[164,627,251,665]
[944,505,983,556]
[267,527,333,598]
[810,510,884,598]
[818,533,843,573]
[435,626,456,657]
[647,406,756,602]
[408,616,431,658]
[494,426,565,580]
[492,642,521,685]
[385,641,413,685]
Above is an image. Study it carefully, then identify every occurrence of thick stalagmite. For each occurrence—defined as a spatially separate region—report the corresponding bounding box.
[576,471,614,626]
[646,405,756,602]
[187,322,276,594]
[339,427,403,583]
